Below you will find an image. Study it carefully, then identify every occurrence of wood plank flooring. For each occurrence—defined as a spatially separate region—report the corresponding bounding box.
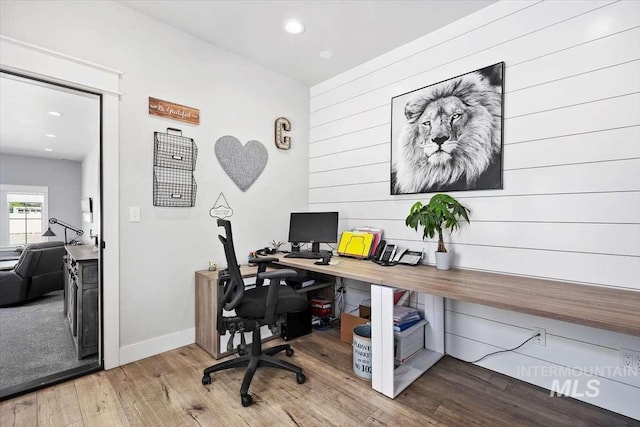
[1,329,637,426]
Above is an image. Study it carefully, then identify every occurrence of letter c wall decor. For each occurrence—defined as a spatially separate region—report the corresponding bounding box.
[275,117,291,150]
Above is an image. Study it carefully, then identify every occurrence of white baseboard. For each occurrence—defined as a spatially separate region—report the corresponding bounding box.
[119,327,195,366]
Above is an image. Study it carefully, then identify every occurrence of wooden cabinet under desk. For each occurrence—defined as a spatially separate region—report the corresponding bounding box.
[196,266,337,359]
[65,245,99,359]
[196,266,286,359]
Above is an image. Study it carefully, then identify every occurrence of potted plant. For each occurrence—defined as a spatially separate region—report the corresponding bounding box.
[405,194,470,270]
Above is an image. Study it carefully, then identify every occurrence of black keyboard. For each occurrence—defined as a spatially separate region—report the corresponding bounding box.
[284,251,332,259]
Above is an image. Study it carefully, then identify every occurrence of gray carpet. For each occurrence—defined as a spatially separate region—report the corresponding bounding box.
[0,291,97,390]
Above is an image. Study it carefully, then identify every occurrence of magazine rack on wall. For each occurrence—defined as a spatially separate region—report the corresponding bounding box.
[153,128,198,207]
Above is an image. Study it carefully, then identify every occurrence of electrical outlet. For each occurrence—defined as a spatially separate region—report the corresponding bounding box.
[532,327,546,346]
[620,348,640,370]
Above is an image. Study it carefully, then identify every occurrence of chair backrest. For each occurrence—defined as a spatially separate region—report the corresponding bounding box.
[14,241,65,278]
[217,219,245,311]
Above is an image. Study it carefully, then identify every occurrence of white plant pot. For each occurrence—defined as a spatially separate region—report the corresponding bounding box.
[435,251,451,270]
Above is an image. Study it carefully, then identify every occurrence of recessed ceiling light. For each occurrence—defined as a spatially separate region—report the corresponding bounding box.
[45,134,57,138]
[319,50,333,59]
[48,111,63,117]
[44,148,54,152]
[284,19,305,35]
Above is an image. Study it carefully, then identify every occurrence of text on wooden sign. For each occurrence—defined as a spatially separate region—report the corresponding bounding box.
[149,97,200,125]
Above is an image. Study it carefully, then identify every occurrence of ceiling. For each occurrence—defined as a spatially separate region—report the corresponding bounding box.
[0,74,100,162]
[118,0,494,86]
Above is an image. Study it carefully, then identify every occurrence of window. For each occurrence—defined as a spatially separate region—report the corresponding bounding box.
[8,194,45,245]
[0,185,48,248]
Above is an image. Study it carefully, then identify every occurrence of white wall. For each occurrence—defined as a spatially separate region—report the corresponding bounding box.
[80,144,100,245]
[0,154,82,239]
[309,0,640,419]
[0,1,310,360]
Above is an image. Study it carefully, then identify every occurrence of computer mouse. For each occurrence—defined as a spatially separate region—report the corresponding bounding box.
[314,257,330,265]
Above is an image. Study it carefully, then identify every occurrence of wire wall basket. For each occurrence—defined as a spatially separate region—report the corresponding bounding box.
[153,167,197,207]
[153,128,197,207]
[154,128,198,170]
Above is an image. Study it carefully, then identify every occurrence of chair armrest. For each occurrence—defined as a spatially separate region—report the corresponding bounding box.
[260,268,298,325]
[250,257,280,286]
[258,269,297,281]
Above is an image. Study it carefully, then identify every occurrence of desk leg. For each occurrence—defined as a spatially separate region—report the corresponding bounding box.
[419,293,445,354]
[371,284,394,397]
[371,286,445,399]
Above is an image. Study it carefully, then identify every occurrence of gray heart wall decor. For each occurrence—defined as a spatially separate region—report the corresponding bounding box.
[215,135,268,192]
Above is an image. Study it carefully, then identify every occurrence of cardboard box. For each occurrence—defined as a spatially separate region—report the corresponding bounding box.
[340,313,368,343]
[358,304,371,319]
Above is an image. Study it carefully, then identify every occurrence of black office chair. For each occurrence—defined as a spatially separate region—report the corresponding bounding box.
[202,219,308,407]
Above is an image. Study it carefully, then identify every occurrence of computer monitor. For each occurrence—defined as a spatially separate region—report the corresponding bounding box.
[288,212,339,253]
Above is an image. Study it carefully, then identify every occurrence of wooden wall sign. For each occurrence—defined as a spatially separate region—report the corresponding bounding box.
[149,97,200,125]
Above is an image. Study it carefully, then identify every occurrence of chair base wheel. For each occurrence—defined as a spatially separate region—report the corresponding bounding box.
[241,394,253,407]
[286,348,294,357]
[296,373,306,384]
[202,375,211,385]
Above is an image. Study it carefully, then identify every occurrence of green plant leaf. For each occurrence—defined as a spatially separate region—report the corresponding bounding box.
[403,193,471,243]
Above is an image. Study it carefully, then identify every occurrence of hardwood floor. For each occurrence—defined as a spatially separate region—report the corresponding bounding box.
[1,329,637,426]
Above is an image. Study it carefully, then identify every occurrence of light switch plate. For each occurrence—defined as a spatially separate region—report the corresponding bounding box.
[129,206,141,222]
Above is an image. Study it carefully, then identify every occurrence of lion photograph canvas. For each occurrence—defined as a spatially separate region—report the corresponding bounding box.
[391,62,504,195]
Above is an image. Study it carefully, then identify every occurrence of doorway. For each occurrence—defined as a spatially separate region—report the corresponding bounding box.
[0,72,102,398]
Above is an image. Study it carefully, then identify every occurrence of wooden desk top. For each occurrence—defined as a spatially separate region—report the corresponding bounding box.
[275,255,640,337]
[65,244,99,261]
[196,265,257,280]
[196,265,277,281]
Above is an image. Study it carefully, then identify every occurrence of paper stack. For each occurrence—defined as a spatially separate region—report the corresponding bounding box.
[393,306,422,332]
[394,319,427,364]
[285,278,315,290]
[285,271,315,290]
[354,227,383,257]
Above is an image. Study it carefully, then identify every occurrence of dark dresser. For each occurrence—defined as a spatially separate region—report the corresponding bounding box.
[65,245,99,359]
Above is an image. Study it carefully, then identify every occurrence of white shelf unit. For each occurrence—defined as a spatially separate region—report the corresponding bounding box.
[371,285,445,398]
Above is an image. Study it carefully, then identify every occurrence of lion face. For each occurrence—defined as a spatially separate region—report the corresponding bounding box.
[392,70,502,194]
[415,96,468,167]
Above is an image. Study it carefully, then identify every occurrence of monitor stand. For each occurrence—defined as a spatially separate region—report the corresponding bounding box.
[311,242,320,253]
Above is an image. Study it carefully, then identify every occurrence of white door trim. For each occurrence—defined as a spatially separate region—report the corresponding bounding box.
[1,36,121,369]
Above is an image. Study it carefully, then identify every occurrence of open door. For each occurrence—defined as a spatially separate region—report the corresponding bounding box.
[0,72,103,398]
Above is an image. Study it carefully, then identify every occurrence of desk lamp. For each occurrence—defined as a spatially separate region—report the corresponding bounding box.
[42,218,83,244]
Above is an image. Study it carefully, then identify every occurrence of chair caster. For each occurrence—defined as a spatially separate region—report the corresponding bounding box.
[241,394,253,407]
[286,348,294,357]
[296,373,306,384]
[238,349,247,356]
[202,375,211,385]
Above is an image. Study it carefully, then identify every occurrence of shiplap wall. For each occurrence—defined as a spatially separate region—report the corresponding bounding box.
[309,0,640,419]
